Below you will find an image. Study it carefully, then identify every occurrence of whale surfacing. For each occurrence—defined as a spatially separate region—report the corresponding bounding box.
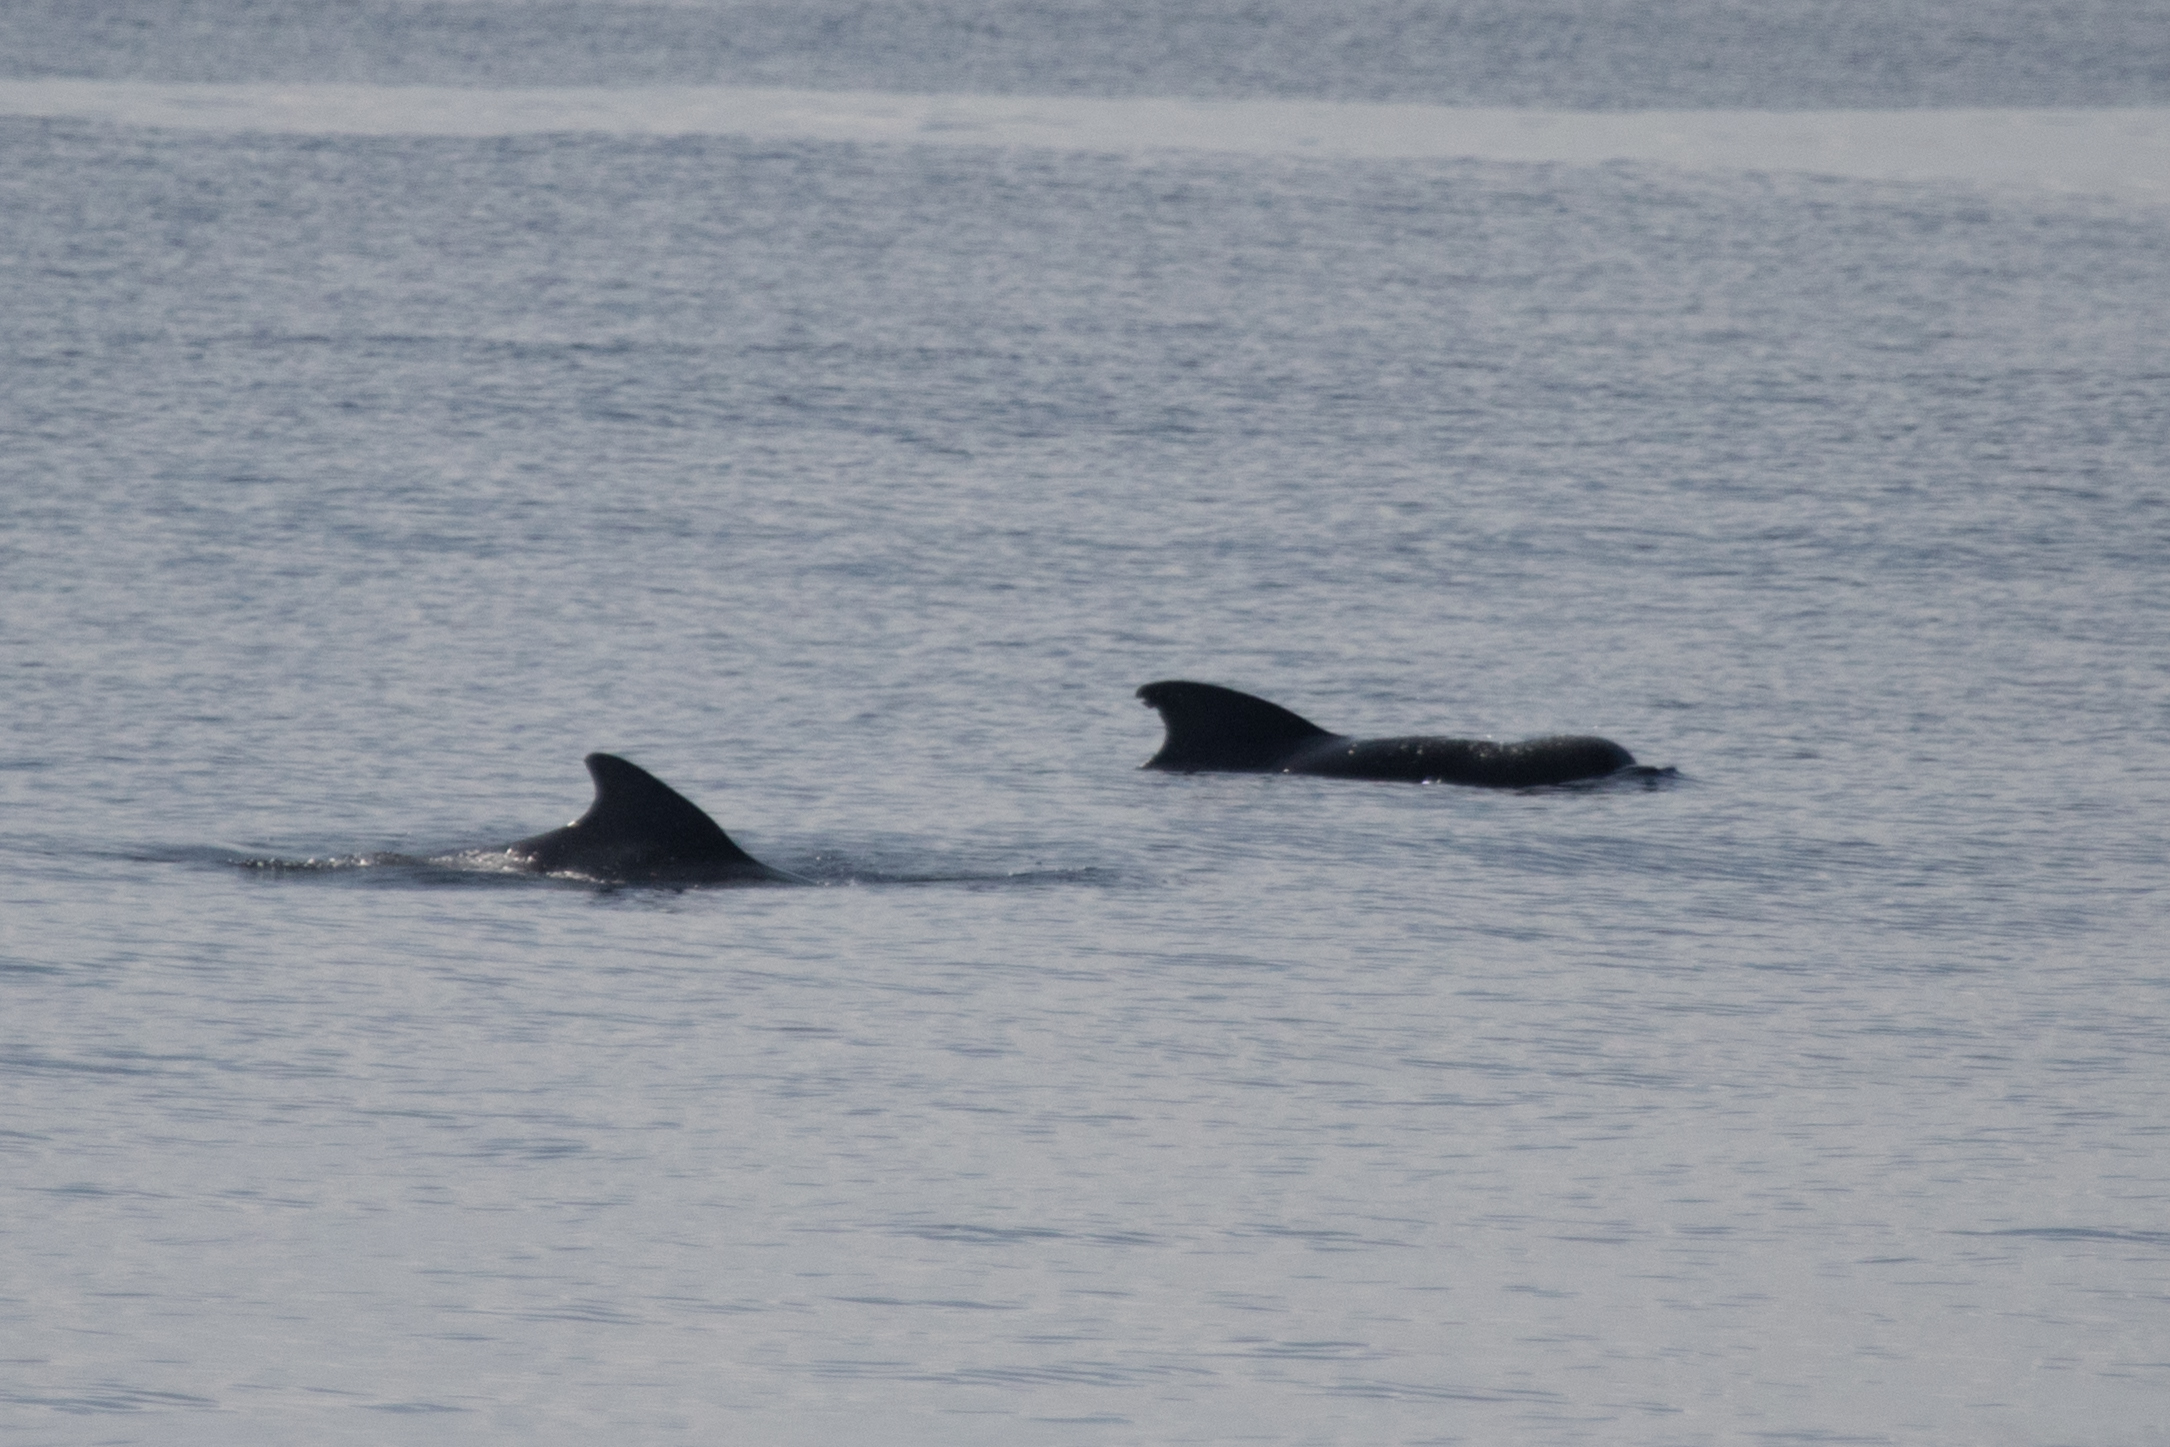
[1137,681,1641,788]
[507,753,795,884]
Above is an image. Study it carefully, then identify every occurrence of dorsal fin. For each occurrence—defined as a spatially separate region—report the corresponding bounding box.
[1136,681,1334,771]
[511,753,763,878]
[572,753,760,865]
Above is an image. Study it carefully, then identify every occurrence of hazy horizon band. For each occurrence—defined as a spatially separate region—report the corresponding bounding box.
[5,78,2167,198]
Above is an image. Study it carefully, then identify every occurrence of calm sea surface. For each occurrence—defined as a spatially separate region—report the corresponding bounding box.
[4,4,2168,1443]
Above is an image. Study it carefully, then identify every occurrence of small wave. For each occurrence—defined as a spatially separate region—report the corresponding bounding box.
[805,863,1131,889]
[1960,1226,2170,1248]
[892,1221,1162,1248]
[1531,763,1685,792]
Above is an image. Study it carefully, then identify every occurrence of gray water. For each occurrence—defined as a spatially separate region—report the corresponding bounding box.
[5,0,2170,108]
[5,5,2169,1444]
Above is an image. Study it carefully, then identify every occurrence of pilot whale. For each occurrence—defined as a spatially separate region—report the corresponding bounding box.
[1137,681,1645,788]
[506,753,798,884]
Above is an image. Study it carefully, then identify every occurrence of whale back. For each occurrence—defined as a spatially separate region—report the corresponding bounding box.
[1301,734,1636,787]
[1137,681,1335,772]
[510,753,769,881]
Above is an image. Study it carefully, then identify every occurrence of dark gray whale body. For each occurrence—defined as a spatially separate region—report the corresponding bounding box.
[508,753,797,884]
[1137,681,1643,787]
